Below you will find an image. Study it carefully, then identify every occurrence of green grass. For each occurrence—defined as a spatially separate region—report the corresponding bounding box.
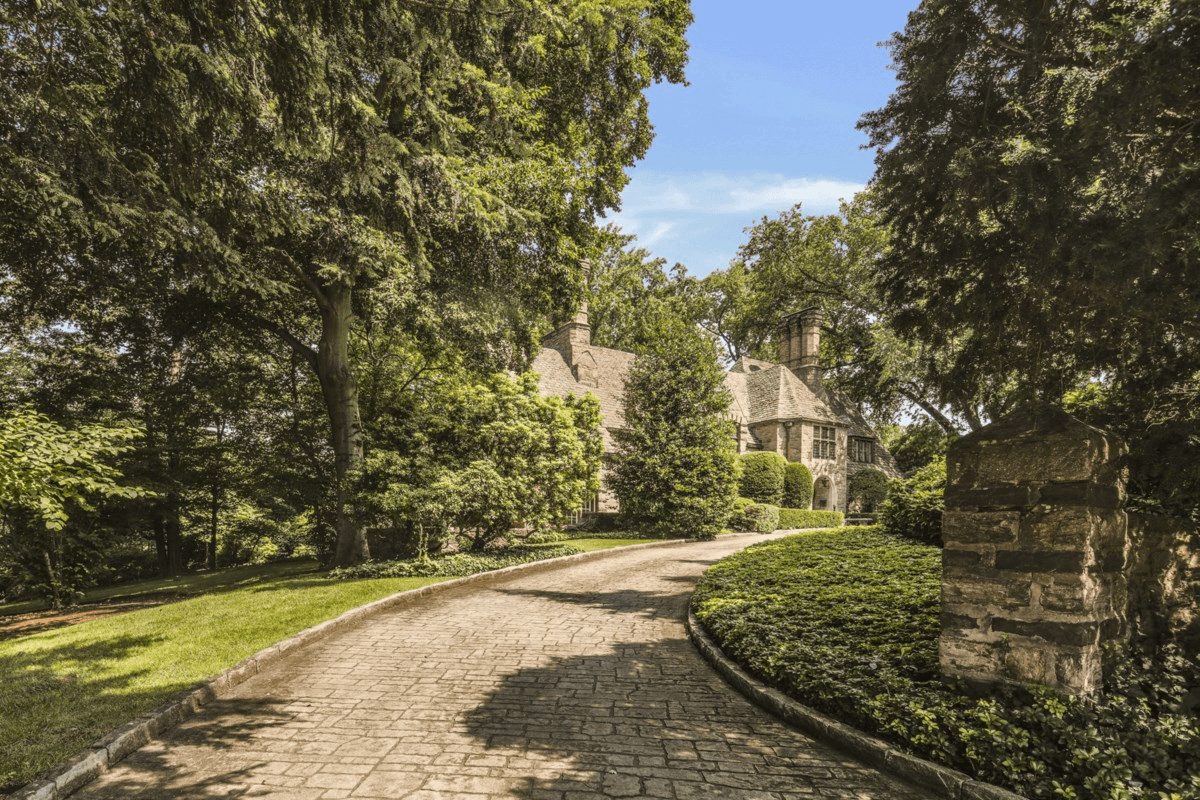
[692,527,1200,799]
[0,559,321,618]
[0,536,654,790]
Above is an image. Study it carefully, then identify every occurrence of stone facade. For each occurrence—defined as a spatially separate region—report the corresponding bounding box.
[533,305,899,515]
[940,405,1130,695]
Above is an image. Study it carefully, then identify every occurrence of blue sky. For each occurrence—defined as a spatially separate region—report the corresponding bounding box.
[605,0,917,277]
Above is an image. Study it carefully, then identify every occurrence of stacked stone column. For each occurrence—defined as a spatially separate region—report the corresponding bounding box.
[940,405,1128,695]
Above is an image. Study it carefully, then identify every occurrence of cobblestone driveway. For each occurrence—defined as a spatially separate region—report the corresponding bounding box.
[76,535,925,799]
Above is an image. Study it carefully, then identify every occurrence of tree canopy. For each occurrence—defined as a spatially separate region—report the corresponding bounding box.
[699,197,994,432]
[858,0,1199,403]
[858,0,1200,511]
[1,0,693,564]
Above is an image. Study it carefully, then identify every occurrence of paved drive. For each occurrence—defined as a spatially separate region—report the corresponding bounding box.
[78,536,925,799]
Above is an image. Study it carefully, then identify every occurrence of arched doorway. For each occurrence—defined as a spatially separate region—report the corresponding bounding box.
[813,476,832,510]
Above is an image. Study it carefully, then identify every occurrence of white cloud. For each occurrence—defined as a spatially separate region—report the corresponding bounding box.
[619,171,864,216]
[603,171,868,277]
[639,221,675,249]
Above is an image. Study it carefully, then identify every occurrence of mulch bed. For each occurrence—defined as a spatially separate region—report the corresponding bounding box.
[0,593,186,642]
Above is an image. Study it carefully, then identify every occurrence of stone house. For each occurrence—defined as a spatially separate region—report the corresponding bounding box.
[533,304,899,514]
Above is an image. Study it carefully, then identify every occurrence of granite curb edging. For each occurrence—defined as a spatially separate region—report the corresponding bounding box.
[685,609,1028,800]
[7,537,699,800]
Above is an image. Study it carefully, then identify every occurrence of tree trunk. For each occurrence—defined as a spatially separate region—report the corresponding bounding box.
[164,442,184,578]
[900,387,961,435]
[165,505,183,578]
[209,484,220,571]
[42,549,62,610]
[153,518,169,576]
[208,422,223,571]
[319,283,370,567]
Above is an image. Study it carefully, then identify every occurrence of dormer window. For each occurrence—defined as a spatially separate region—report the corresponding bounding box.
[851,438,875,463]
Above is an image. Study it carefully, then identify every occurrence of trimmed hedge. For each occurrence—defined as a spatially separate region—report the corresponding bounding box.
[777,508,843,529]
[731,498,779,533]
[783,461,814,509]
[878,457,945,546]
[738,452,786,505]
[330,544,583,579]
[692,529,1200,799]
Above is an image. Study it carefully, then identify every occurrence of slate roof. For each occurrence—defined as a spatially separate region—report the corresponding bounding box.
[725,364,842,427]
[728,356,777,374]
[530,344,635,451]
[724,371,751,426]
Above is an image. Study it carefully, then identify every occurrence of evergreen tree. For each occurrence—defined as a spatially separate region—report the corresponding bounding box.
[858,0,1200,513]
[609,320,737,540]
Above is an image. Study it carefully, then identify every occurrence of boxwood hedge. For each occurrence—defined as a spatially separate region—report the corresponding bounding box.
[692,528,1200,799]
[730,498,780,533]
[738,452,787,505]
[783,461,814,509]
[776,508,843,529]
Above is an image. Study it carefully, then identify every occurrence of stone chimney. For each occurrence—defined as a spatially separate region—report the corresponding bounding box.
[541,261,598,386]
[779,307,822,388]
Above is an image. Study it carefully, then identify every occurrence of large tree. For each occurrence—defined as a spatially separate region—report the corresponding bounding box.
[858,0,1200,510]
[0,0,692,564]
[588,225,704,354]
[857,0,1199,404]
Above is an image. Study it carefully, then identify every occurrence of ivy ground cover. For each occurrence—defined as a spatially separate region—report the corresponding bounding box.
[691,528,1200,799]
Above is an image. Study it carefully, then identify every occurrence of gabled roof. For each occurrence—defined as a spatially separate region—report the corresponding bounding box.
[724,371,750,425]
[727,364,842,426]
[530,344,635,451]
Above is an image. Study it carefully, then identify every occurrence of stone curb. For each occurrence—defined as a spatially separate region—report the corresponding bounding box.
[6,537,693,800]
[685,609,1028,800]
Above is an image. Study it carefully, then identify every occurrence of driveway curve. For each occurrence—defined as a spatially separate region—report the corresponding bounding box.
[76,535,925,799]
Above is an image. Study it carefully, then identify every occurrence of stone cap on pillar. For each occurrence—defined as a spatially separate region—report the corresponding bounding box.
[947,403,1127,492]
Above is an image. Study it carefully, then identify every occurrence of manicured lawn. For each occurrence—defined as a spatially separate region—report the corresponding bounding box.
[0,537,657,791]
[692,527,1200,799]
[0,559,322,618]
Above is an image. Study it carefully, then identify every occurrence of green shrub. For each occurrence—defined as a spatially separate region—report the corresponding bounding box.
[330,544,583,579]
[219,504,314,566]
[848,468,889,513]
[524,530,568,544]
[738,452,787,505]
[777,508,843,529]
[562,530,655,540]
[877,457,945,546]
[730,498,779,533]
[782,461,814,509]
[692,529,1200,799]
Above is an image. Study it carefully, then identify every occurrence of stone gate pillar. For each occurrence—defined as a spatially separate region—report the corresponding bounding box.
[940,405,1128,695]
